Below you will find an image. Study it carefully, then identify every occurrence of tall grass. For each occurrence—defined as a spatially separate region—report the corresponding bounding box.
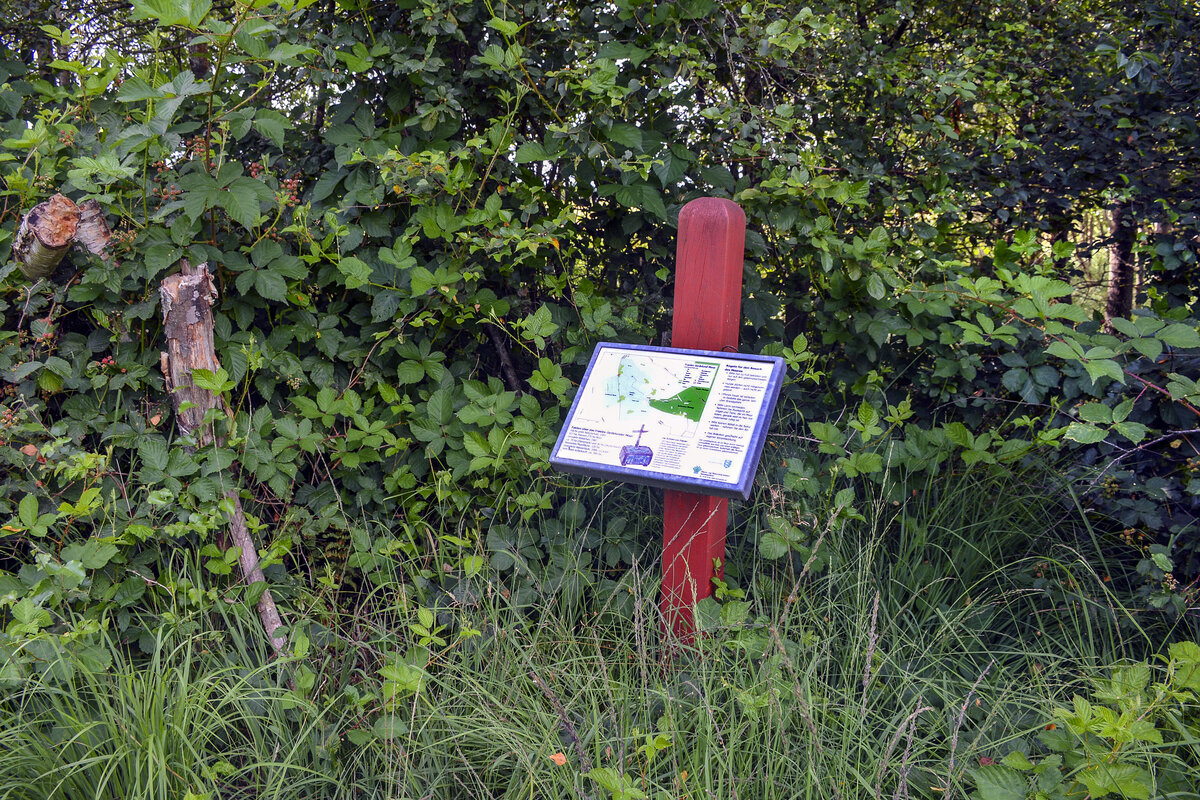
[0,615,354,799]
[0,464,1176,799]
[334,465,1163,798]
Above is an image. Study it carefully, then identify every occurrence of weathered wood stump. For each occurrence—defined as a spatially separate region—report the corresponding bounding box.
[75,198,112,257]
[160,260,287,656]
[14,194,79,280]
[160,261,223,445]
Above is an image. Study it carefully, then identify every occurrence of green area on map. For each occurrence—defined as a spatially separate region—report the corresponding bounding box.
[648,386,711,422]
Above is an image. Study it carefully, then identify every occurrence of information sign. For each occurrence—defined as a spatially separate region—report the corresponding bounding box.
[551,343,785,500]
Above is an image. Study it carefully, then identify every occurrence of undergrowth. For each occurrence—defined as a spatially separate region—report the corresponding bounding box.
[4,465,1194,799]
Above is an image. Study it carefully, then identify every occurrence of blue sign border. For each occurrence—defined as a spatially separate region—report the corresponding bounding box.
[550,343,785,500]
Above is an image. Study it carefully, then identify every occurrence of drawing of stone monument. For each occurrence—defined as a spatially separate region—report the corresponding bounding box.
[619,425,654,467]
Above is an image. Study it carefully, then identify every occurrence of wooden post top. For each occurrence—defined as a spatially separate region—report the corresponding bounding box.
[671,198,746,352]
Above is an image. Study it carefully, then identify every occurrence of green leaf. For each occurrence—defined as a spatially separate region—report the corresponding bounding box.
[138,436,169,471]
[758,529,791,559]
[485,16,521,36]
[115,75,162,102]
[145,243,183,276]
[338,257,372,289]
[1130,337,1163,360]
[1077,403,1112,424]
[514,141,559,163]
[845,451,883,474]
[1083,359,1125,385]
[698,164,735,191]
[253,110,290,148]
[1064,422,1109,444]
[220,177,271,229]
[944,422,974,448]
[18,494,39,528]
[1169,641,1200,690]
[969,765,1026,800]
[371,291,403,322]
[1125,719,1162,744]
[1159,323,1200,349]
[1110,662,1151,694]
[606,123,643,151]
[11,598,52,629]
[866,272,885,300]
[1000,751,1034,770]
[586,767,647,800]
[1047,339,1084,361]
[254,270,288,302]
[67,539,120,569]
[129,0,212,28]
[427,388,453,425]
[373,713,409,739]
[720,600,750,625]
[335,43,373,73]
[396,360,425,385]
[808,421,844,446]
[1112,421,1148,443]
[596,42,651,64]
[67,153,136,192]
[1078,763,1151,799]
[856,401,878,429]
[463,431,489,458]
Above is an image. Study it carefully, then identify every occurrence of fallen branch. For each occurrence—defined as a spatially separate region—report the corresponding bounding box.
[160,259,287,656]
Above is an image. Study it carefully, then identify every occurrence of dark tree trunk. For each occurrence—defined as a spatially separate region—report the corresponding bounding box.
[1105,200,1136,332]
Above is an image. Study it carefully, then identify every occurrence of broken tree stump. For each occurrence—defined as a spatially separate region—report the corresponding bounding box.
[160,261,224,445]
[160,259,288,656]
[14,194,79,280]
[75,198,112,257]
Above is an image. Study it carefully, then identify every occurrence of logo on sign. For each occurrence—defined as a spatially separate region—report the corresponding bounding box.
[723,459,733,468]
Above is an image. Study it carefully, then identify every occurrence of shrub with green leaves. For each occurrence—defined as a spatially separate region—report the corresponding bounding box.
[1,0,1199,667]
[970,642,1200,800]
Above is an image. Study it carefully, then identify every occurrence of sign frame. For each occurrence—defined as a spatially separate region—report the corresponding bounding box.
[550,342,784,501]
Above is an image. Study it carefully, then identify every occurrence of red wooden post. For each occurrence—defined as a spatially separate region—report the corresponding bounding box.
[661,197,746,639]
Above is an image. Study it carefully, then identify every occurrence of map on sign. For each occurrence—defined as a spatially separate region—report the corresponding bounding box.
[551,343,785,500]
[585,353,717,439]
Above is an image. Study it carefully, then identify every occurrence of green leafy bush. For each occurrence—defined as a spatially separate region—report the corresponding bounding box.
[970,642,1200,800]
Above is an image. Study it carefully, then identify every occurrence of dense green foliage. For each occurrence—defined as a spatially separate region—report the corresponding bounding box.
[1,0,1200,796]
[3,471,1196,799]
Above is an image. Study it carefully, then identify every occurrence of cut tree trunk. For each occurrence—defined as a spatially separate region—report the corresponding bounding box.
[159,262,223,445]
[1105,200,1137,333]
[14,194,79,280]
[75,199,112,257]
[160,260,287,656]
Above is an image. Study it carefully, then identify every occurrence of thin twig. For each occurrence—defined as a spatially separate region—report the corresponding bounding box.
[892,706,921,800]
[860,589,882,717]
[946,661,994,799]
[785,512,837,603]
[768,624,843,800]
[529,669,591,772]
[1087,428,1200,486]
[875,702,933,800]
